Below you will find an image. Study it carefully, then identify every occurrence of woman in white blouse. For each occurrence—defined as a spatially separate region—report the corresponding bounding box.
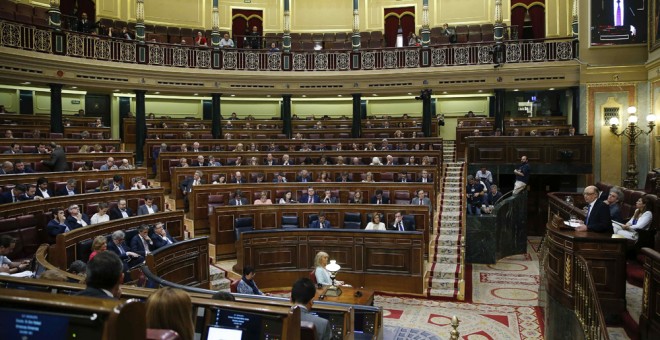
[90,202,110,225]
[362,172,375,183]
[364,213,386,231]
[613,196,653,241]
[314,251,343,286]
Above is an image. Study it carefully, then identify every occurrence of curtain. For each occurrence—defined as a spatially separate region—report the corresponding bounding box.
[384,7,415,47]
[231,9,263,48]
[511,0,545,39]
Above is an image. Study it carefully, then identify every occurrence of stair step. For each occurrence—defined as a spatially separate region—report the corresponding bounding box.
[428,288,459,297]
[209,265,225,281]
[210,278,231,291]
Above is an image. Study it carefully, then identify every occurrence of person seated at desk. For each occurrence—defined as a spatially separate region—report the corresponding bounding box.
[279,190,297,204]
[466,175,484,216]
[74,251,123,299]
[575,186,613,233]
[90,202,110,225]
[229,189,249,206]
[371,189,389,204]
[603,187,625,223]
[482,185,503,214]
[321,190,338,204]
[365,213,386,231]
[66,204,90,229]
[314,251,343,286]
[388,211,415,231]
[152,222,177,249]
[237,266,265,295]
[310,212,331,229]
[88,235,107,261]
[300,187,320,204]
[47,208,70,236]
[254,190,272,205]
[349,191,364,203]
[291,278,332,340]
[613,195,653,241]
[0,235,32,277]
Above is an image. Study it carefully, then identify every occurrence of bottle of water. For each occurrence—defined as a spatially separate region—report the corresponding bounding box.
[565,196,576,222]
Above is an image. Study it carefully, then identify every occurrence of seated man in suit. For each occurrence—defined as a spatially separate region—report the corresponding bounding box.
[137,195,159,215]
[291,278,332,340]
[99,157,118,171]
[107,230,143,269]
[370,189,390,204]
[335,172,351,182]
[0,184,25,204]
[181,170,205,212]
[229,189,249,206]
[387,211,415,231]
[417,170,433,183]
[74,251,123,299]
[65,204,91,230]
[129,225,154,257]
[310,212,331,229]
[273,172,288,183]
[385,155,397,166]
[152,222,177,249]
[281,154,293,165]
[47,208,70,236]
[56,179,78,196]
[398,171,410,183]
[264,153,278,166]
[13,160,34,174]
[321,190,338,204]
[576,186,613,233]
[411,189,432,208]
[229,171,247,184]
[296,169,313,183]
[35,177,54,198]
[300,187,320,204]
[109,199,133,220]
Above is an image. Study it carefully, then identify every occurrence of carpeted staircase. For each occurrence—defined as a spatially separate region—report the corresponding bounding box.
[210,265,231,291]
[427,141,466,299]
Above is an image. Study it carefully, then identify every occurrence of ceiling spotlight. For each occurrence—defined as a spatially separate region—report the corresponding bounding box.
[154,91,160,94]
[337,95,342,97]
[193,93,199,96]
[71,86,77,89]
[372,94,378,96]
[21,82,31,85]
[513,89,519,92]
[113,89,120,92]
[407,92,412,95]
[266,95,271,98]
[549,88,555,90]
[302,95,307,98]
[230,94,236,97]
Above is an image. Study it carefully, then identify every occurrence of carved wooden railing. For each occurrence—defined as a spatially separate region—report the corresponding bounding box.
[574,255,610,340]
[0,19,576,72]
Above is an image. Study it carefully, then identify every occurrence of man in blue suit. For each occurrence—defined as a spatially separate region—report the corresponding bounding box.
[299,187,320,204]
[152,222,177,250]
[129,225,154,257]
[310,213,331,229]
[0,184,25,204]
[107,230,143,269]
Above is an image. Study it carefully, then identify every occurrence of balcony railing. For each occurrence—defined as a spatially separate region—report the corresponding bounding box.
[0,20,576,72]
[574,255,610,340]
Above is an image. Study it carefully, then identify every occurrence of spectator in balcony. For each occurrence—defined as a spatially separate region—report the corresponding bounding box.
[247,26,261,49]
[56,179,78,196]
[77,12,94,34]
[138,195,159,215]
[254,191,272,205]
[219,33,234,48]
[269,42,280,53]
[91,203,110,225]
[0,105,6,113]
[66,204,90,229]
[88,236,108,261]
[121,27,132,40]
[408,32,420,46]
[109,199,133,220]
[195,32,208,47]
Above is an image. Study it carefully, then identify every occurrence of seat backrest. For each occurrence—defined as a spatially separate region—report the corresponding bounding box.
[343,212,362,229]
[281,215,299,229]
[234,217,254,241]
[300,321,317,340]
[403,215,416,230]
[229,278,240,293]
[77,238,93,263]
[309,270,317,284]
[307,214,319,227]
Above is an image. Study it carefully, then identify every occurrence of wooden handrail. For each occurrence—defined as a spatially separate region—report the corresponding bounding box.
[574,255,610,340]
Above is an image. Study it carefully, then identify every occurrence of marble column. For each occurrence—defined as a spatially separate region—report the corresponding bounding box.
[135,90,147,166]
[212,0,221,48]
[212,93,222,138]
[494,0,504,42]
[135,0,145,42]
[352,93,362,137]
[49,83,63,133]
[420,0,430,47]
[283,0,291,53]
[282,95,292,138]
[351,0,360,51]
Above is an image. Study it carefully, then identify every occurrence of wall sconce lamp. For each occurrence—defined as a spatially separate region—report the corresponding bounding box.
[608,106,656,188]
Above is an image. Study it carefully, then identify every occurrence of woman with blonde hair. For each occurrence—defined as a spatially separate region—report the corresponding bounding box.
[88,235,108,261]
[314,251,341,286]
[146,287,194,340]
[362,172,375,183]
[365,212,386,231]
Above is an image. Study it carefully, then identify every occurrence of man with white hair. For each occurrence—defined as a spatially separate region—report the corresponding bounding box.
[118,159,134,170]
[65,204,90,229]
[100,157,118,171]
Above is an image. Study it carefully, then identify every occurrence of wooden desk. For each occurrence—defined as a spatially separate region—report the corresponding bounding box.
[316,286,375,306]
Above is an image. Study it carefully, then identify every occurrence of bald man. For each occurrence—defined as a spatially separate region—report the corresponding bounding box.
[575,186,612,233]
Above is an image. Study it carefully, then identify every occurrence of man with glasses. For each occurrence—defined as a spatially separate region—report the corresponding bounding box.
[65,204,90,230]
[575,186,613,233]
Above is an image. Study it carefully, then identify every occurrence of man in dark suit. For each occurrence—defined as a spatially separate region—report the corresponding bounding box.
[576,186,613,233]
[296,169,313,183]
[228,189,249,206]
[370,189,390,204]
[152,143,167,174]
[411,189,432,208]
[3,143,22,154]
[281,154,293,165]
[387,212,415,231]
[108,175,125,191]
[77,12,95,33]
[56,179,78,196]
[299,187,320,204]
[310,213,331,229]
[229,171,247,184]
[291,278,332,340]
[12,160,33,174]
[385,155,397,166]
[152,222,177,250]
[181,170,205,212]
[264,153,278,166]
[417,170,433,183]
[273,172,287,183]
[0,184,25,204]
[0,161,13,174]
[35,177,54,198]
[41,142,68,172]
[398,171,410,183]
[129,225,154,257]
[107,230,143,269]
[74,251,124,299]
[137,195,159,215]
[321,190,338,204]
[335,172,351,182]
[109,199,133,220]
[65,204,91,229]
